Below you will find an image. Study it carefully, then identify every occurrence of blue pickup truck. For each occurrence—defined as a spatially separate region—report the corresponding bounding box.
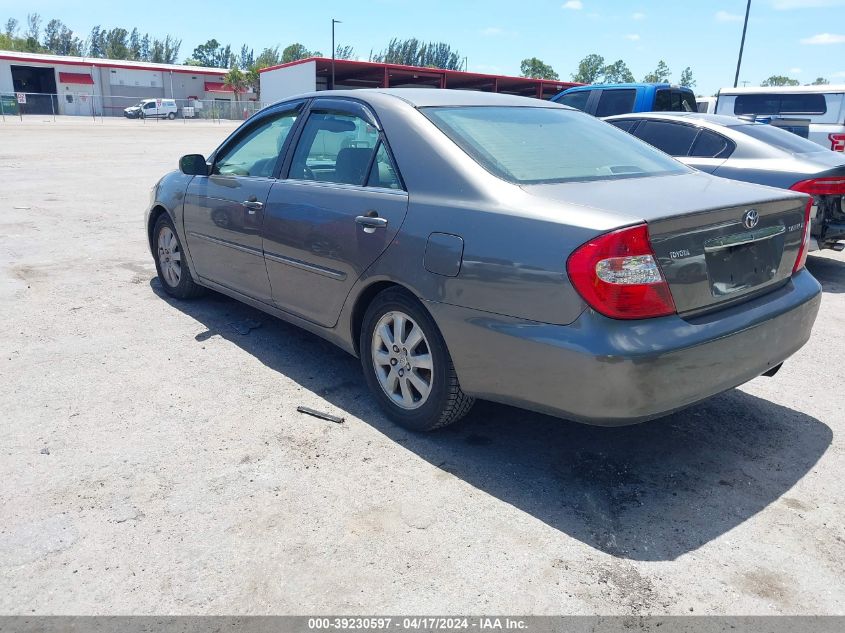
[552,83,698,117]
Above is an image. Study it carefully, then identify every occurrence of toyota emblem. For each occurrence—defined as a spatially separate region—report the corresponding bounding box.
[743,209,760,229]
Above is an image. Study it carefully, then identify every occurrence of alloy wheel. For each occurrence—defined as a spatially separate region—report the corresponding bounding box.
[371,311,434,410]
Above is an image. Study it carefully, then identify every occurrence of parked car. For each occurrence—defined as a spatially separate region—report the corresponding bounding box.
[605,112,845,251]
[124,98,178,120]
[146,89,820,431]
[552,83,697,117]
[715,85,845,152]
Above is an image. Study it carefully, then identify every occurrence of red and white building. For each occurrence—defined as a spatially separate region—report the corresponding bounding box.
[0,50,255,116]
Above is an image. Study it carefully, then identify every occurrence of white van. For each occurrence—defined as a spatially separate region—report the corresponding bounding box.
[715,85,845,152]
[123,98,178,120]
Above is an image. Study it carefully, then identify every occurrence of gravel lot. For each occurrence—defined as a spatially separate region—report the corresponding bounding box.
[1,116,843,615]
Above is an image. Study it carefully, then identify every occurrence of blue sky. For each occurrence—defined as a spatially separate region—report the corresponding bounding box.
[2,0,844,94]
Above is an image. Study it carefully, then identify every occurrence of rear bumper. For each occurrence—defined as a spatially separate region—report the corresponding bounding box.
[426,270,821,426]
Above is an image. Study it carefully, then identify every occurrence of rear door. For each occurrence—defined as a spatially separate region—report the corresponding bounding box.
[182,102,303,302]
[626,120,731,174]
[262,98,408,327]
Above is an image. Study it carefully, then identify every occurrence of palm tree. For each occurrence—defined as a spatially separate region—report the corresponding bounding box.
[223,66,248,102]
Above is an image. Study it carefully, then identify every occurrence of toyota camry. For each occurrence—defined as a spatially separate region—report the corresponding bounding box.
[145,89,821,431]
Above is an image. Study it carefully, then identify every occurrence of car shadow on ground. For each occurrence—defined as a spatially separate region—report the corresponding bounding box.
[807,254,845,294]
[151,278,832,562]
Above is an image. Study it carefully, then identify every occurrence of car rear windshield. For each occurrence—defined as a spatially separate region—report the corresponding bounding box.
[729,122,828,154]
[422,106,688,185]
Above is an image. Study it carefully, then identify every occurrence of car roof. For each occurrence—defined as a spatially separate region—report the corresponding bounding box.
[280,88,565,109]
[605,111,746,127]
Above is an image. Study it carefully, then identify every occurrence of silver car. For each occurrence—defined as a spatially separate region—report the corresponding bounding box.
[605,112,845,251]
[145,89,821,431]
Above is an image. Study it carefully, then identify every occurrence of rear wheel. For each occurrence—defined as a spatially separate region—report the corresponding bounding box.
[360,288,474,431]
[152,214,204,299]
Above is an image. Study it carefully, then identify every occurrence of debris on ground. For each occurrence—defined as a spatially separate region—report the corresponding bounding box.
[296,406,344,424]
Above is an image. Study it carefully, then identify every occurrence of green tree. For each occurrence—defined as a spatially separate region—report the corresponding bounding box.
[191,39,232,67]
[224,66,248,101]
[128,28,141,60]
[282,43,317,63]
[335,44,355,60]
[238,45,254,70]
[140,33,151,61]
[520,57,559,80]
[643,60,671,83]
[571,53,605,84]
[5,18,18,37]
[103,27,129,59]
[88,26,104,57]
[24,13,42,51]
[810,77,829,85]
[601,59,634,83]
[370,38,461,70]
[761,75,799,87]
[679,66,696,88]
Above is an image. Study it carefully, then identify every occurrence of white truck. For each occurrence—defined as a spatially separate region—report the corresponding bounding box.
[715,85,845,153]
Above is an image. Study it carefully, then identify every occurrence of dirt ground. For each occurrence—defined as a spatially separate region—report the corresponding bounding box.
[1,116,843,615]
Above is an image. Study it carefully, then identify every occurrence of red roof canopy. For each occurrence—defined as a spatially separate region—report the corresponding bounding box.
[258,57,580,99]
[58,72,94,85]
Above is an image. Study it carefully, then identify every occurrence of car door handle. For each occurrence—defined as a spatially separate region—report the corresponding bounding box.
[355,215,388,229]
[242,200,264,213]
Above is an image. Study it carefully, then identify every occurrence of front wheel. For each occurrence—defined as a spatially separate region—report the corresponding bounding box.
[360,289,474,431]
[152,214,205,299]
[167,112,176,120]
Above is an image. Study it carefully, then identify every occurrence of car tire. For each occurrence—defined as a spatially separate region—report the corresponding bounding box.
[152,214,205,299]
[167,112,176,120]
[360,288,474,432]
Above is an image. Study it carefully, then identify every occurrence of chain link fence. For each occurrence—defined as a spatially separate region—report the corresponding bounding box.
[0,91,268,123]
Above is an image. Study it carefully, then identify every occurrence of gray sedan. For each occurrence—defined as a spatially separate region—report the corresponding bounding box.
[146,89,820,430]
[605,112,845,251]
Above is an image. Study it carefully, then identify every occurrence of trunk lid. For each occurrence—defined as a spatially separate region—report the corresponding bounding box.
[523,172,809,314]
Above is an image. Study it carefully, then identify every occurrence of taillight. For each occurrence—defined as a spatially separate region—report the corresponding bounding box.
[829,133,845,152]
[790,177,845,196]
[567,224,676,320]
[789,177,845,273]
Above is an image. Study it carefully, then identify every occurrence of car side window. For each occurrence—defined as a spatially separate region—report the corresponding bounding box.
[289,112,379,186]
[632,120,699,156]
[557,91,590,112]
[689,129,734,158]
[213,110,299,178]
[595,89,636,117]
[366,142,402,189]
[608,119,639,133]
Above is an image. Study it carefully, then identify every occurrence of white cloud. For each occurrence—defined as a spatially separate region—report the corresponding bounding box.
[773,0,845,8]
[833,71,845,77]
[481,27,503,36]
[801,32,845,44]
[562,0,583,9]
[789,67,802,74]
[632,12,646,20]
[625,34,641,41]
[715,10,742,21]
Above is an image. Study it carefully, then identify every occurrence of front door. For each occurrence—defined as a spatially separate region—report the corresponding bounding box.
[262,99,408,327]
[182,104,303,302]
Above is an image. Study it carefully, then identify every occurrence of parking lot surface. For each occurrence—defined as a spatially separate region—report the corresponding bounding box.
[1,117,843,614]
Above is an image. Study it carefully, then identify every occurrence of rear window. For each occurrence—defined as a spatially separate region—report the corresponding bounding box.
[422,106,688,185]
[557,90,590,112]
[730,122,829,154]
[689,129,734,158]
[654,89,697,112]
[595,89,636,117]
[734,93,826,115]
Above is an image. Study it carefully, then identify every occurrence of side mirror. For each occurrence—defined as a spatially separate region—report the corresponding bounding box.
[179,154,209,176]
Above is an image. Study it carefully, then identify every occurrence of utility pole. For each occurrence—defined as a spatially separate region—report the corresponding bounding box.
[733,0,751,88]
[331,19,341,90]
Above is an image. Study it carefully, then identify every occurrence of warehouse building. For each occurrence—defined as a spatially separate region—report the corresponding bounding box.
[0,50,254,116]
[260,57,578,104]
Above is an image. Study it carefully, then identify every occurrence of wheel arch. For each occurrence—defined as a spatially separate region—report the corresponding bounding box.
[349,280,424,356]
[147,205,172,253]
